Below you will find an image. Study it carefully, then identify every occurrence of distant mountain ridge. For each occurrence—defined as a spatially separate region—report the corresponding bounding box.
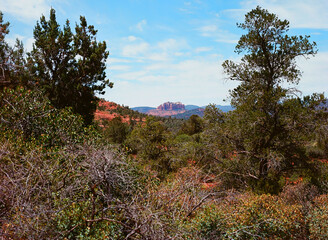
[174,108,205,119]
[131,106,155,113]
[131,102,233,118]
[185,105,200,111]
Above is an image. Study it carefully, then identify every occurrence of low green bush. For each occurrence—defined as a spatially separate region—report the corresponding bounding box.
[189,193,305,239]
[307,194,328,239]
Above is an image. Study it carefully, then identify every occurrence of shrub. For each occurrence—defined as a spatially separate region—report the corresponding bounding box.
[307,194,328,239]
[103,117,130,144]
[0,87,100,147]
[190,193,305,239]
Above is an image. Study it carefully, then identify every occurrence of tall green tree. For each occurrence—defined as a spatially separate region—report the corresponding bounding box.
[28,8,112,125]
[221,6,322,192]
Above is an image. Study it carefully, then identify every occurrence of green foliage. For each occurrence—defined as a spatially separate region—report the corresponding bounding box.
[103,117,130,144]
[191,193,305,239]
[307,194,328,239]
[0,96,147,238]
[0,87,99,147]
[204,104,225,126]
[1,6,328,240]
[28,8,112,125]
[0,11,28,89]
[125,117,179,178]
[162,116,185,133]
[54,200,123,240]
[126,117,167,159]
[0,11,11,87]
[179,114,204,136]
[220,6,323,193]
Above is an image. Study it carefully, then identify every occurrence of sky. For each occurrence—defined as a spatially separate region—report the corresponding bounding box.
[1,0,328,107]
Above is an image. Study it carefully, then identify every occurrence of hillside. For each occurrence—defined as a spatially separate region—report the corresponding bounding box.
[95,100,147,126]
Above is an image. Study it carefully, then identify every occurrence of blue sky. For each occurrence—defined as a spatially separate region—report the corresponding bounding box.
[1,0,328,107]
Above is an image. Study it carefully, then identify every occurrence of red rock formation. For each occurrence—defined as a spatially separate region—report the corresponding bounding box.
[146,102,186,117]
[98,100,118,110]
[157,102,185,111]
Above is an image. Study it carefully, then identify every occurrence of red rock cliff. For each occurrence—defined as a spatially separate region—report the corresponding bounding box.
[157,102,185,111]
[147,102,186,117]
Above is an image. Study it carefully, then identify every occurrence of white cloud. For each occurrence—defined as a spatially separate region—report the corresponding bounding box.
[115,71,148,81]
[195,47,212,53]
[147,52,170,61]
[297,52,328,96]
[110,65,131,71]
[25,37,35,52]
[0,0,51,22]
[174,52,188,57]
[109,58,132,64]
[179,0,203,14]
[6,34,25,47]
[157,38,188,51]
[241,0,328,29]
[135,19,147,31]
[105,54,239,107]
[121,38,190,62]
[6,34,35,52]
[122,42,150,57]
[197,24,239,44]
[199,25,218,33]
[105,50,328,108]
[127,35,138,42]
[219,9,248,24]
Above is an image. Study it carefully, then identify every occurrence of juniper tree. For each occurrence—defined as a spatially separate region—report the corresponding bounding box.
[221,6,322,192]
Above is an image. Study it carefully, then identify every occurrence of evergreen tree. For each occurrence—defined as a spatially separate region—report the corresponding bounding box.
[28,8,112,125]
[221,6,321,192]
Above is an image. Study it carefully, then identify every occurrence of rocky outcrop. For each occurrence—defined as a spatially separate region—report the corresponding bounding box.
[157,102,185,111]
[146,102,186,117]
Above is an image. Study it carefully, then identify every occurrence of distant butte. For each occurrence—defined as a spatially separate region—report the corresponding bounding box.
[157,102,185,111]
[148,102,186,117]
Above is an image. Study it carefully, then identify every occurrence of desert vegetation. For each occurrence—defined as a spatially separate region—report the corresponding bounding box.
[1,6,328,239]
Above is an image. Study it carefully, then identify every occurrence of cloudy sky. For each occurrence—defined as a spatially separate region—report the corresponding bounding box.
[1,0,327,107]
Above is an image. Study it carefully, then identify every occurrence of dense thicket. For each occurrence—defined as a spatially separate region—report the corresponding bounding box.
[1,7,328,239]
